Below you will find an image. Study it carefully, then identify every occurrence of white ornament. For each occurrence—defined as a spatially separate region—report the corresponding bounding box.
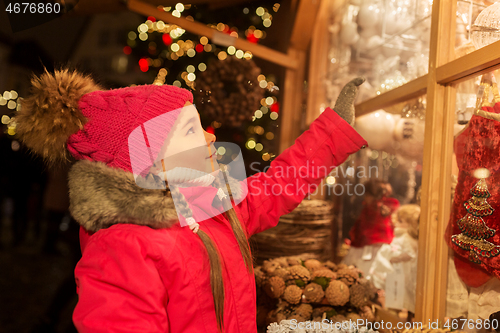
[354,36,369,53]
[340,22,360,45]
[366,35,384,57]
[359,27,377,39]
[393,117,425,159]
[354,110,396,151]
[358,3,381,29]
[471,2,500,49]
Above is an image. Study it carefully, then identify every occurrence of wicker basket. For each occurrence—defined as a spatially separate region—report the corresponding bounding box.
[251,199,334,264]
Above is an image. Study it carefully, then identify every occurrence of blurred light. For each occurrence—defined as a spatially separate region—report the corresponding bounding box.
[255,110,263,118]
[270,112,278,120]
[266,132,274,140]
[235,50,244,59]
[157,21,165,30]
[138,23,148,33]
[262,153,271,161]
[260,106,268,114]
[375,112,380,117]
[0,97,6,106]
[139,33,148,41]
[173,80,181,87]
[243,7,249,14]
[175,3,184,12]
[263,19,272,27]
[187,73,196,81]
[227,46,236,55]
[244,51,253,60]
[254,126,264,135]
[123,46,132,55]
[246,139,256,149]
[187,65,195,73]
[7,128,15,136]
[204,44,213,52]
[3,91,11,100]
[128,31,137,40]
[187,49,196,57]
[255,143,263,151]
[171,43,180,52]
[257,74,265,81]
[200,36,208,45]
[198,63,207,71]
[273,3,280,11]
[259,80,267,88]
[172,10,181,17]
[11,140,20,151]
[326,176,336,185]
[473,168,490,179]
[265,97,274,105]
[7,101,16,109]
[256,7,265,16]
[1,115,10,124]
[159,68,168,75]
[217,146,226,155]
[218,51,228,60]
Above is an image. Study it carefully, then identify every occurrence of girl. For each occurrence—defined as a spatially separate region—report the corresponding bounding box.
[15,69,367,333]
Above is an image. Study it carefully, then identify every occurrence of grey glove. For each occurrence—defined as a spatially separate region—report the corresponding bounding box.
[333,77,365,125]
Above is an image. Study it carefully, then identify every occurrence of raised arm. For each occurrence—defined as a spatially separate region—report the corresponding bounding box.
[236,78,368,236]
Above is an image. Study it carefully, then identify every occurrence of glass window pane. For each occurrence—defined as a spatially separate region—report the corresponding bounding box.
[445,71,500,325]
[327,0,432,103]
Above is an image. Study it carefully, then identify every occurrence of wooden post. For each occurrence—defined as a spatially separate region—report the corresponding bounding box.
[278,0,322,153]
[306,0,331,125]
[415,0,456,322]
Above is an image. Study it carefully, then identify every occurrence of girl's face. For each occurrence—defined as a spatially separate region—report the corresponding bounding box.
[152,101,217,176]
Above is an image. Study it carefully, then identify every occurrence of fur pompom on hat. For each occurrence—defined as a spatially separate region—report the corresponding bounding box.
[16,69,102,164]
[15,69,193,172]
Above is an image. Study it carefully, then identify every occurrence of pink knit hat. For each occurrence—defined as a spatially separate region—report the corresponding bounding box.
[15,69,193,173]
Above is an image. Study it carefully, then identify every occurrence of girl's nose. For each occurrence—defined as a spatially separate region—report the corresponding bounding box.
[203,130,216,145]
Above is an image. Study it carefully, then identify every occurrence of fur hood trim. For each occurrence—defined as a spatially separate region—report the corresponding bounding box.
[68,160,244,232]
[69,160,179,232]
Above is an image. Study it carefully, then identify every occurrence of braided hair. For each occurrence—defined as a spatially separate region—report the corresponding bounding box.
[163,167,253,332]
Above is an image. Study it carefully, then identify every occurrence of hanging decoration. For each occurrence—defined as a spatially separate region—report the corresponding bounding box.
[451,178,500,264]
[194,57,264,127]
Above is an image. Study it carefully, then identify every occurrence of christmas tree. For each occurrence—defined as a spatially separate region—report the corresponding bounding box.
[452,178,500,263]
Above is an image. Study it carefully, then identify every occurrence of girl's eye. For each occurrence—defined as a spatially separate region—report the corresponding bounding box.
[186,127,195,135]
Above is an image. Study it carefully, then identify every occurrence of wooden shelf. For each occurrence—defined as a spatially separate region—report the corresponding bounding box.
[437,40,500,84]
[354,75,428,116]
[127,0,298,69]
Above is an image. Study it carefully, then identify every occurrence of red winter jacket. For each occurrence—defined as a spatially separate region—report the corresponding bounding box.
[70,108,367,333]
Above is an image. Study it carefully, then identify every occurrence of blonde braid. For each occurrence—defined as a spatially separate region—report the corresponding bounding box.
[170,185,225,332]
